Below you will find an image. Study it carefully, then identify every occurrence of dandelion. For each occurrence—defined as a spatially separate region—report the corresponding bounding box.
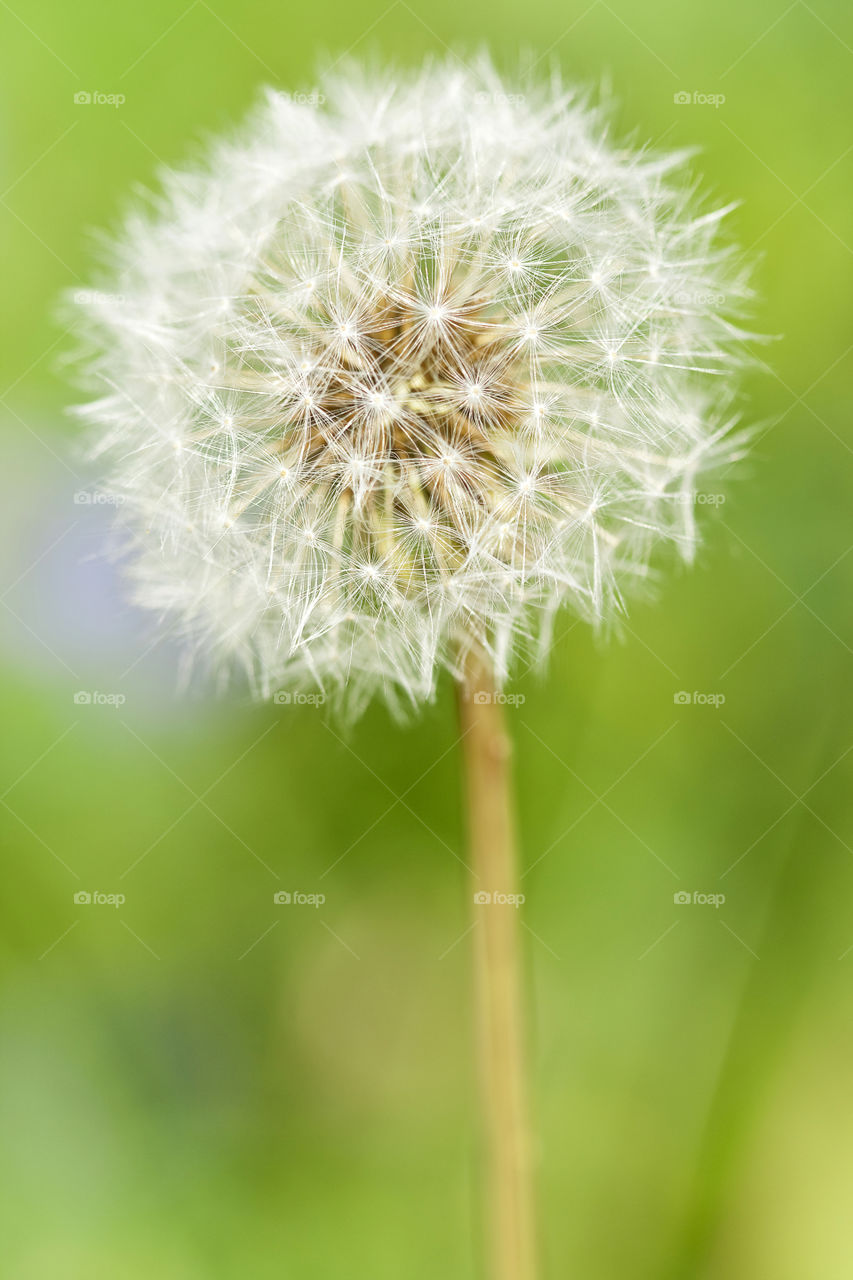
[69,58,750,1280]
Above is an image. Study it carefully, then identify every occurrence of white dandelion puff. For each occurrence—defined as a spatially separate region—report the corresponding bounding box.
[69,58,751,715]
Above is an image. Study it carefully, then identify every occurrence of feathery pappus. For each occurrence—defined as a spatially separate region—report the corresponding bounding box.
[70,59,751,714]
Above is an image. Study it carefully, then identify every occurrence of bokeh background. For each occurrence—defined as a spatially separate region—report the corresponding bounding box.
[1,1,852,1276]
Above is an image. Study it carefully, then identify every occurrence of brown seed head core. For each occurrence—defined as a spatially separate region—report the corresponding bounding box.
[254,277,540,593]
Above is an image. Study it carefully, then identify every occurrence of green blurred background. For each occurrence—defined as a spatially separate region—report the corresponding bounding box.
[1,1,851,1276]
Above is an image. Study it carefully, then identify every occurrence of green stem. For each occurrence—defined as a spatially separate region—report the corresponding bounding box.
[457,650,537,1280]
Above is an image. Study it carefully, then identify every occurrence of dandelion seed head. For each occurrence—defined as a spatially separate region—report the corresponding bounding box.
[70,59,750,715]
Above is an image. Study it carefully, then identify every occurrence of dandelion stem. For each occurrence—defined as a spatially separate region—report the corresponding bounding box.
[457,651,537,1280]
